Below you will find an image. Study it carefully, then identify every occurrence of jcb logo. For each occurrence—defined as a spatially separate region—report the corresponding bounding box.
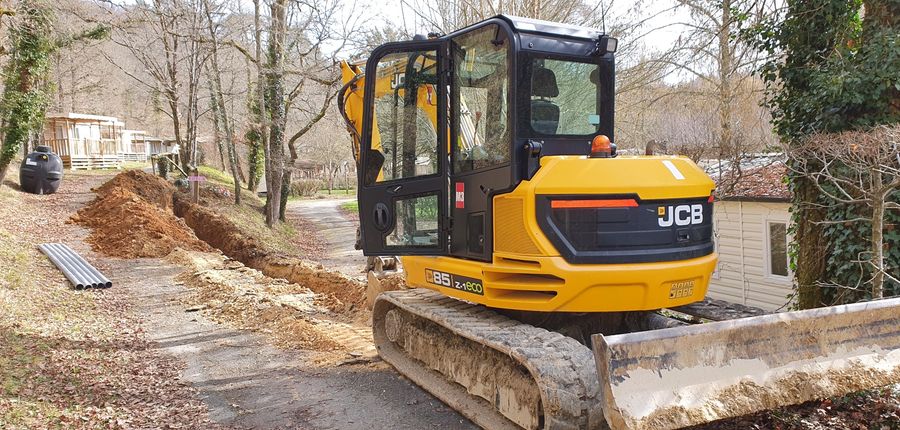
[658,204,703,227]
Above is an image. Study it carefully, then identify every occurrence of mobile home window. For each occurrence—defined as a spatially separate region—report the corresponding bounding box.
[768,221,789,277]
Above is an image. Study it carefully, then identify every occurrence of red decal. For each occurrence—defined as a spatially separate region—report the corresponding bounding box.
[455,182,465,209]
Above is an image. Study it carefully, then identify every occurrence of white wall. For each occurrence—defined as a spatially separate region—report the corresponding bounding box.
[709,200,794,311]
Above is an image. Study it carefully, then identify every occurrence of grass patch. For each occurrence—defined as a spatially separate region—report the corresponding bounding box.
[0,230,29,288]
[340,200,358,213]
[198,165,237,187]
[289,189,357,201]
[121,161,151,170]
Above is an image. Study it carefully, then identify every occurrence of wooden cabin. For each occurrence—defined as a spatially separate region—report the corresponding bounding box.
[121,130,150,162]
[42,113,125,169]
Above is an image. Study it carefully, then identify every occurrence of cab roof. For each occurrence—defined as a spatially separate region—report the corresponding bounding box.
[497,14,606,40]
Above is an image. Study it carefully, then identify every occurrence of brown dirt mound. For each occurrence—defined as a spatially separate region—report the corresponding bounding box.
[94,169,176,212]
[71,172,212,258]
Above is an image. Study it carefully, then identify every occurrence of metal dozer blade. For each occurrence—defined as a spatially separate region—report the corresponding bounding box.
[592,297,900,430]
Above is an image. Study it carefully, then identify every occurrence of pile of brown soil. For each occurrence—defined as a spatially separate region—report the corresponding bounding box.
[71,171,212,258]
[95,169,176,212]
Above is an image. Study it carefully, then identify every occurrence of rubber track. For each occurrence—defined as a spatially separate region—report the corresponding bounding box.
[374,289,606,430]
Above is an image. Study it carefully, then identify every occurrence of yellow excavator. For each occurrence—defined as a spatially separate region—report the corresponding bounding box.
[338,15,900,430]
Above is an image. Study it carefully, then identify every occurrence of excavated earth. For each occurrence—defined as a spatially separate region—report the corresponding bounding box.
[173,194,367,317]
[166,249,376,363]
[70,171,212,258]
[73,170,366,319]
[73,170,372,355]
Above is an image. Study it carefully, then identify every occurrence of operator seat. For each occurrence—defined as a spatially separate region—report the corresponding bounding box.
[531,67,560,135]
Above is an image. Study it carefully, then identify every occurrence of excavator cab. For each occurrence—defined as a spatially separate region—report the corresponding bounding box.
[355,16,621,257]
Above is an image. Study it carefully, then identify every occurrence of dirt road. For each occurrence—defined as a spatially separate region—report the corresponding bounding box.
[286,198,364,276]
[1,169,474,429]
[120,258,472,429]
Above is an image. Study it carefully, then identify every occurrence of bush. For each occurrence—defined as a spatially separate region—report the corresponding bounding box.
[290,179,324,197]
[157,157,169,179]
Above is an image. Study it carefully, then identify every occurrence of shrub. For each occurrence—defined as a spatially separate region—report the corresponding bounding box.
[290,179,324,197]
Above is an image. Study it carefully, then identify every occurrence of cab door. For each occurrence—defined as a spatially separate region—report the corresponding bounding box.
[357,41,450,256]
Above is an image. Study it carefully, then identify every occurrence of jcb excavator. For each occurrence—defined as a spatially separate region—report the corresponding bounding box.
[338,15,900,430]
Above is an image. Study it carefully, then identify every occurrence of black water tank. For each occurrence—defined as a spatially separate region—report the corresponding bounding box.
[19,146,63,194]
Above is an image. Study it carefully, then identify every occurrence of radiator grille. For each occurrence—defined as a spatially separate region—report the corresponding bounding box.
[494,197,542,255]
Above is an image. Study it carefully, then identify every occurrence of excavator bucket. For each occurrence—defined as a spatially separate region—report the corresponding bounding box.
[592,297,900,430]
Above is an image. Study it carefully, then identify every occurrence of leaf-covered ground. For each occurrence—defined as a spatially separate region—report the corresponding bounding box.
[690,386,900,430]
[0,170,216,429]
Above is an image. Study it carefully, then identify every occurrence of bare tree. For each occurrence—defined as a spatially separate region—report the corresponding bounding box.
[262,0,287,226]
[202,0,240,204]
[663,0,777,163]
[105,0,208,172]
[791,126,900,299]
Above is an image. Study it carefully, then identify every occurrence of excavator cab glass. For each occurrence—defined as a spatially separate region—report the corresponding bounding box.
[357,15,614,256]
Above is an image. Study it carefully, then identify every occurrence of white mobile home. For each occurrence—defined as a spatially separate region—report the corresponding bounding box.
[707,160,794,311]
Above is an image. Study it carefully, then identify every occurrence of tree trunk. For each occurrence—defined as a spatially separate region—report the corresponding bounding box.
[279,168,290,221]
[264,0,287,227]
[793,173,827,308]
[0,163,11,186]
[202,0,240,205]
[862,0,900,121]
[207,75,227,170]
[871,172,885,299]
[717,0,734,157]
[0,0,53,188]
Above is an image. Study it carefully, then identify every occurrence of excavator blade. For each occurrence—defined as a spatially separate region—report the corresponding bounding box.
[592,297,900,430]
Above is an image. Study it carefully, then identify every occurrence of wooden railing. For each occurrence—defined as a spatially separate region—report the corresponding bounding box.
[43,138,119,157]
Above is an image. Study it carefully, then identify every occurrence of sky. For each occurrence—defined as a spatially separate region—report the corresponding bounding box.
[340,0,692,55]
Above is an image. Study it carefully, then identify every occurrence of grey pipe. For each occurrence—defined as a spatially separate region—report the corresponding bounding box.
[44,244,92,289]
[39,244,89,289]
[54,243,111,288]
[55,244,111,288]
[39,244,85,289]
[49,244,99,288]
[51,244,105,289]
[67,244,112,289]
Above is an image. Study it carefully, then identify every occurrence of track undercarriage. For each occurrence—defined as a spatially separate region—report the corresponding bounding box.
[372,289,774,429]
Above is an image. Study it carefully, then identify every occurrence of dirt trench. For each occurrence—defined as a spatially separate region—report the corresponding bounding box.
[172,195,367,317]
[72,170,366,318]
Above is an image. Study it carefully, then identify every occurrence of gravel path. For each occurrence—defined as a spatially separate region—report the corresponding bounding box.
[286,198,365,277]
[1,169,472,429]
[118,258,472,429]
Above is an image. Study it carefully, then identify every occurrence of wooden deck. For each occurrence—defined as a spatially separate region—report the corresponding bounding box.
[119,153,149,162]
[62,155,122,170]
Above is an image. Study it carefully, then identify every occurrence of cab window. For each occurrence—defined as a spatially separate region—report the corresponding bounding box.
[529,57,603,136]
[365,50,439,185]
[451,24,510,173]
